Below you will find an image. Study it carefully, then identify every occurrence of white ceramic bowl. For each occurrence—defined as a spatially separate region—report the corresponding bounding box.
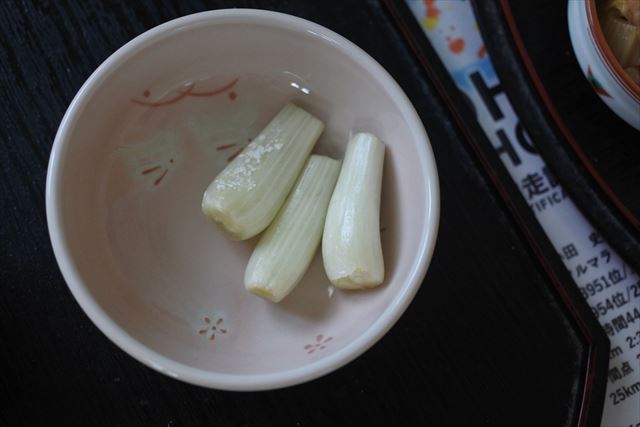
[46,9,439,390]
[568,0,640,130]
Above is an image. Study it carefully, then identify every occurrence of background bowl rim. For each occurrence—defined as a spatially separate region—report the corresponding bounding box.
[585,0,640,100]
[45,8,440,390]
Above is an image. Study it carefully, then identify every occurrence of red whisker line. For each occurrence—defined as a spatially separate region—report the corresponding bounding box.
[131,83,194,107]
[216,143,236,151]
[153,169,168,186]
[141,166,161,175]
[183,77,240,97]
[227,147,243,162]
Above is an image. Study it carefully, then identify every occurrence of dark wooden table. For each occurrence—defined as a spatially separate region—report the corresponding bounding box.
[0,1,607,426]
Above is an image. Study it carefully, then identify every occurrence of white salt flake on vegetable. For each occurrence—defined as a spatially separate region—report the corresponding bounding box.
[202,103,324,240]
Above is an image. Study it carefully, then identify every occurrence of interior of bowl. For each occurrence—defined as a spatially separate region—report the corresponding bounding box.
[48,10,438,388]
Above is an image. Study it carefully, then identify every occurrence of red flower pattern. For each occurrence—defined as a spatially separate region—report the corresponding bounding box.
[304,334,333,354]
[198,317,227,342]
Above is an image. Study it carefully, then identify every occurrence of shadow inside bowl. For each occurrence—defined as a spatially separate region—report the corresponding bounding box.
[379,144,400,292]
[275,253,334,320]
[273,142,400,320]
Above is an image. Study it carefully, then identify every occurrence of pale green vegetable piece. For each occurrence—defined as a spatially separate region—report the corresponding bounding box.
[322,133,385,290]
[202,103,324,240]
[245,155,341,302]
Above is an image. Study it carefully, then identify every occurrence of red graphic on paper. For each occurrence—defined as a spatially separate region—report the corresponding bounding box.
[448,38,465,54]
[426,6,439,17]
[422,0,441,30]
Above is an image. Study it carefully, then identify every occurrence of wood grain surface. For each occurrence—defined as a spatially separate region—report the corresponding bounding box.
[0,1,598,426]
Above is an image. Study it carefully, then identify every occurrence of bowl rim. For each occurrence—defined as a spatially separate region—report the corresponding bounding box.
[585,0,640,101]
[46,8,440,391]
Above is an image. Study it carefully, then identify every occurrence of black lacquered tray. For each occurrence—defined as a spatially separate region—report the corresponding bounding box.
[0,1,610,426]
[383,2,610,426]
[472,0,640,275]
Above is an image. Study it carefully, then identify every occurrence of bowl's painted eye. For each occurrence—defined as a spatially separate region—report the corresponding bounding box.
[143,90,150,97]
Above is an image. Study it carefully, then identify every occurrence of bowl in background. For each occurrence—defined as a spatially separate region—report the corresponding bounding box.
[568,0,640,130]
[46,9,439,390]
